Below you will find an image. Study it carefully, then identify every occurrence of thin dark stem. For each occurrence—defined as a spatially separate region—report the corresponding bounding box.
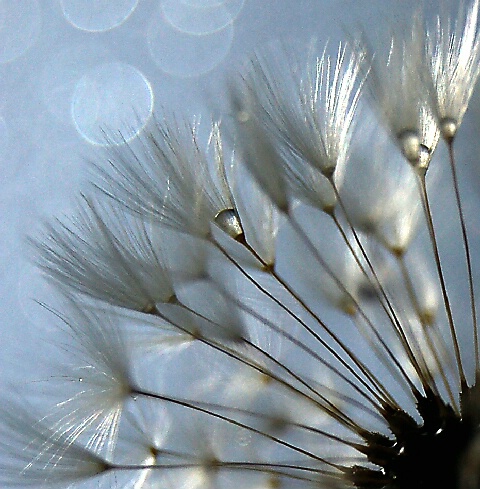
[213,238,402,409]
[287,211,419,403]
[132,387,345,472]
[329,180,432,392]
[416,170,466,388]
[397,254,457,407]
[447,140,479,374]
[150,305,357,430]
[214,283,386,417]
[109,460,341,483]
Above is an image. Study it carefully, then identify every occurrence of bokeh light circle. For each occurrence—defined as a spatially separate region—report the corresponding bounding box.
[0,0,41,63]
[71,62,154,146]
[0,116,10,161]
[147,7,234,78]
[180,0,245,16]
[60,0,139,32]
[41,42,112,124]
[181,0,225,7]
[162,0,245,35]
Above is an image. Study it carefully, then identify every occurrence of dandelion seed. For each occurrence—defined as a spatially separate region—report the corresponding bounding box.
[44,302,135,459]
[95,117,236,240]
[426,0,480,141]
[364,18,440,166]
[0,402,111,487]
[33,196,179,313]
[233,42,364,214]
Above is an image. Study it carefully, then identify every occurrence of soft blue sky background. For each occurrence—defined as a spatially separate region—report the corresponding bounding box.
[0,0,473,486]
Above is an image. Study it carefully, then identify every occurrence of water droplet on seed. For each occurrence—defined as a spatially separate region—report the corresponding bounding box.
[214,208,244,239]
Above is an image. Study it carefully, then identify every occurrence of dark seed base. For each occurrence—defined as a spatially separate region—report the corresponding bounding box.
[347,379,480,489]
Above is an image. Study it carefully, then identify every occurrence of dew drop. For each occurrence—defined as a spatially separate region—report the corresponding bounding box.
[214,208,243,239]
[440,117,457,142]
[417,144,431,171]
[236,110,250,123]
[398,130,420,164]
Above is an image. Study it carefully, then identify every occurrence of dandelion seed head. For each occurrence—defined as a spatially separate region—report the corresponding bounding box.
[232,41,363,216]
[364,15,443,168]
[8,2,480,489]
